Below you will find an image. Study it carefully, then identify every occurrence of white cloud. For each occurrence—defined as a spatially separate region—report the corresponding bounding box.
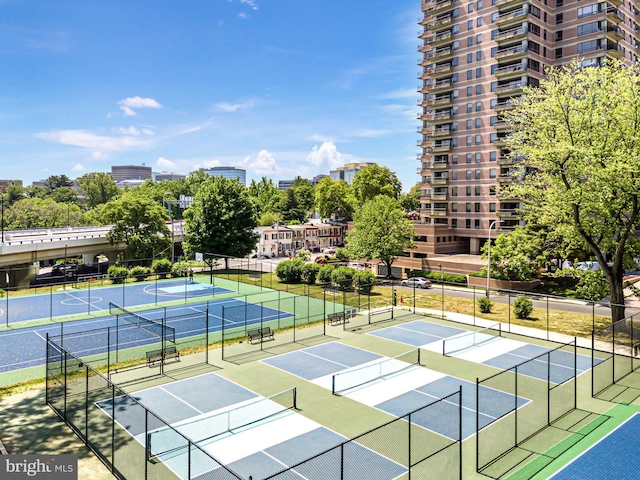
[36,129,151,151]
[307,134,333,143]
[118,96,162,116]
[91,151,109,160]
[240,0,258,10]
[142,128,155,136]
[238,12,247,19]
[243,150,277,175]
[156,157,178,170]
[306,141,342,170]
[71,164,86,172]
[215,99,254,113]
[116,126,141,136]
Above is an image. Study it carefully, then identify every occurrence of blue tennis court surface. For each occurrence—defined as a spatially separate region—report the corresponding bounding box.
[262,342,529,439]
[0,279,233,324]
[0,297,294,373]
[371,320,596,383]
[551,414,640,480]
[96,372,406,479]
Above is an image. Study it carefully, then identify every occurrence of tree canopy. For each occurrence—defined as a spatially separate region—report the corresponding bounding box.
[503,60,640,322]
[314,177,355,221]
[351,165,402,206]
[76,172,120,209]
[345,196,415,278]
[481,228,545,281]
[183,177,259,265]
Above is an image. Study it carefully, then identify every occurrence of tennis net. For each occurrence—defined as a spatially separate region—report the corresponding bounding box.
[108,301,176,343]
[147,387,297,460]
[442,322,501,356]
[332,349,422,395]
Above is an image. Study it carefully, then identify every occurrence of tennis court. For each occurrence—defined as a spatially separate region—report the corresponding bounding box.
[96,372,407,479]
[261,342,529,439]
[373,320,595,383]
[550,413,640,480]
[0,279,233,324]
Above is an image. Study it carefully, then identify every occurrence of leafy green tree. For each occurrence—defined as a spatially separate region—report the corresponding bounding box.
[301,263,320,284]
[575,270,610,302]
[5,184,25,205]
[49,186,79,205]
[345,196,415,279]
[503,60,640,323]
[100,194,171,261]
[314,177,355,221]
[24,185,48,199]
[291,177,315,215]
[351,165,402,206]
[76,172,119,209]
[275,259,304,283]
[275,188,307,223]
[400,184,422,212]
[183,177,259,268]
[151,258,172,279]
[331,266,356,290]
[353,270,376,293]
[481,227,544,281]
[318,265,334,283]
[43,174,74,192]
[4,198,83,228]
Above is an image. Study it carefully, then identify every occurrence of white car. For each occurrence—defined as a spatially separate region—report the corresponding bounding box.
[401,277,432,289]
[323,247,337,254]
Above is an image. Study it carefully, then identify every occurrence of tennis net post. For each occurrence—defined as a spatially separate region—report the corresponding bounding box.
[108,301,176,344]
[442,322,501,357]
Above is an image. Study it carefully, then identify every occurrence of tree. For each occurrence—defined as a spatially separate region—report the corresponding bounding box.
[248,177,282,214]
[314,177,355,221]
[503,60,640,323]
[183,177,259,268]
[351,165,402,206]
[481,227,545,281]
[275,188,306,223]
[43,174,74,192]
[291,177,315,215]
[345,196,415,278]
[49,186,79,205]
[76,172,119,209]
[100,194,171,261]
[4,198,83,228]
[400,184,422,212]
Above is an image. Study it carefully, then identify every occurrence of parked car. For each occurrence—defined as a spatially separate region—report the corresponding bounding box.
[250,253,271,260]
[401,277,432,289]
[347,262,366,272]
[322,247,337,254]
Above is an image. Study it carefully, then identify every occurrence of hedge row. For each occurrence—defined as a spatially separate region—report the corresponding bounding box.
[407,270,467,285]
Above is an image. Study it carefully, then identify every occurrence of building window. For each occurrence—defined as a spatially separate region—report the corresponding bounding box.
[475,134,482,145]
[468,20,474,30]
[467,103,473,113]
[577,5,597,18]
[555,30,563,41]
[476,85,482,95]
[466,186,472,195]
[476,51,483,61]
[529,41,540,54]
[477,0,483,8]
[530,5,541,18]
[476,67,482,78]
[476,33,482,44]
[555,47,563,59]
[467,69,473,80]
[475,152,482,162]
[452,170,458,180]
[466,202,472,212]
[466,153,472,163]
[466,170,472,180]
[489,168,497,178]
[467,86,473,97]
[477,17,483,27]
[528,23,541,36]
[489,185,496,195]
[467,53,473,63]
[577,22,599,36]
[452,202,458,212]
[466,219,472,229]
[466,119,473,129]
[577,40,599,54]
[474,219,481,229]
[452,219,458,228]
[475,169,481,179]
[452,154,458,164]
[490,151,497,162]
[451,186,458,196]
[474,202,481,212]
[556,13,563,24]
[466,135,473,146]
[467,36,474,47]
[475,186,481,195]
[468,3,474,12]
[490,203,496,212]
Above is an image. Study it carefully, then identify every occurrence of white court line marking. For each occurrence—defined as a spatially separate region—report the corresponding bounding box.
[33,331,47,342]
[501,351,580,372]
[383,323,447,338]
[62,290,105,311]
[159,386,205,415]
[300,350,353,369]
[412,389,498,420]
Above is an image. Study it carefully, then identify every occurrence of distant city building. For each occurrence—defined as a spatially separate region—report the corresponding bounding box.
[312,174,328,186]
[329,162,375,184]
[31,179,47,188]
[111,165,152,183]
[201,167,246,186]
[278,180,295,190]
[0,179,23,192]
[154,171,186,182]
[116,179,146,188]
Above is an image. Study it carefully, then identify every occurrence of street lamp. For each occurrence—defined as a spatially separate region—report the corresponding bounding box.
[487,220,504,298]
[439,264,444,318]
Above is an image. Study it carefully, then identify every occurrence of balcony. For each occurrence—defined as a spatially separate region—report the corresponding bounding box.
[431,144,451,153]
[432,126,453,138]
[428,0,455,15]
[417,110,432,121]
[432,95,454,107]
[431,159,449,169]
[432,110,452,122]
[431,191,448,200]
[498,173,513,183]
[494,138,507,148]
[430,207,448,216]
[494,26,527,42]
[608,0,623,7]
[417,138,432,148]
[494,81,524,96]
[431,176,449,186]
[605,43,624,59]
[605,26,623,41]
[431,78,453,92]
[431,63,453,77]
[495,8,526,26]
[496,0,525,8]
[497,155,524,165]
[494,45,527,61]
[494,100,516,112]
[496,208,521,218]
[428,15,454,31]
[494,63,527,79]
[418,28,430,40]
[427,30,454,46]
[493,120,509,131]
[605,7,623,23]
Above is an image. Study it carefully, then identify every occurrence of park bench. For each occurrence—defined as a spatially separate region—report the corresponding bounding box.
[327,309,356,326]
[248,327,274,344]
[146,345,180,367]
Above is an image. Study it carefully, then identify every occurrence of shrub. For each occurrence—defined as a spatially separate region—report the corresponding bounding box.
[407,269,467,285]
[477,296,493,313]
[335,248,348,261]
[171,262,189,278]
[129,266,150,281]
[513,295,533,319]
[575,270,609,301]
[332,266,356,290]
[318,265,334,284]
[295,249,312,262]
[152,258,172,279]
[275,259,304,283]
[301,263,320,284]
[353,270,376,294]
[107,265,129,284]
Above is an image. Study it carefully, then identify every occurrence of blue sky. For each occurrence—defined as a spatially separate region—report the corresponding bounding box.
[1,0,421,191]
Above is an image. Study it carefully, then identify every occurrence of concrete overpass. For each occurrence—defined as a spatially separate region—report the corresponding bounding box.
[0,223,185,287]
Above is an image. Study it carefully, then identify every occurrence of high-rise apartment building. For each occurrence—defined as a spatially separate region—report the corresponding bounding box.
[414,0,636,258]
